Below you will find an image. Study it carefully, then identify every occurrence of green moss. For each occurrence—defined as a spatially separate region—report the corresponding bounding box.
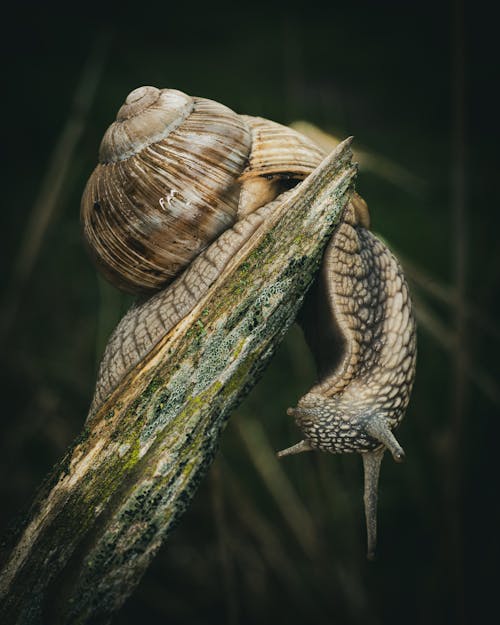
[231,278,248,295]
[122,439,141,471]
[247,238,276,269]
[146,377,163,394]
[223,351,260,397]
[232,338,246,360]
[186,320,207,339]
[178,382,223,421]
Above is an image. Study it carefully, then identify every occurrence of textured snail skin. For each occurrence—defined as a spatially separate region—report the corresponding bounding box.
[278,195,416,559]
[295,197,415,448]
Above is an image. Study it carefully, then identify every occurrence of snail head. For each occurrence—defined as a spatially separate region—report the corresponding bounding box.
[277,393,406,559]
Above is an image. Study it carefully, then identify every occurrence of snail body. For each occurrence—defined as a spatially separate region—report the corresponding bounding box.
[278,194,416,558]
[81,86,416,558]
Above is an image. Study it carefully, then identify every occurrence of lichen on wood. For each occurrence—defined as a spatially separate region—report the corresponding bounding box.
[0,139,356,625]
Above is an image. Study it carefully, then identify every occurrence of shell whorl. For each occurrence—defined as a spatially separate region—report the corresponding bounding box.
[98,86,194,163]
[240,115,326,179]
[81,87,252,294]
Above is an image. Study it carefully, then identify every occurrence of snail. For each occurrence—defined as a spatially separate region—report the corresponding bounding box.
[81,86,416,559]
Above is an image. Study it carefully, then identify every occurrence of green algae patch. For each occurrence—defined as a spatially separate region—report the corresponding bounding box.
[176,381,223,426]
[121,438,141,472]
[223,351,260,398]
[238,261,250,274]
[232,338,247,360]
[145,377,163,395]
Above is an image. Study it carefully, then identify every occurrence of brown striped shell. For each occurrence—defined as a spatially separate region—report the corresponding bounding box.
[237,116,326,215]
[81,86,326,295]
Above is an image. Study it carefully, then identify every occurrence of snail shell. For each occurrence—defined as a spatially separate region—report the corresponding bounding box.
[81,86,324,294]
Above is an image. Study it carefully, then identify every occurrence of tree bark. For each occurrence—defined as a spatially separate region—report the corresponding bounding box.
[0,139,356,625]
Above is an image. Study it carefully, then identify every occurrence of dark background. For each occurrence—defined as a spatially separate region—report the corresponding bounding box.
[1,1,499,623]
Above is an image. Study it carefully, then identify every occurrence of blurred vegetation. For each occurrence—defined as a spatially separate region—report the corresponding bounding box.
[1,1,498,624]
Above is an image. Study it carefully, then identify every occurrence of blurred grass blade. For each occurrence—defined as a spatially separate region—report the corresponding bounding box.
[412,292,500,406]
[223,463,328,622]
[223,465,304,586]
[0,32,111,341]
[397,251,500,342]
[235,416,319,557]
[291,120,426,195]
[210,461,239,625]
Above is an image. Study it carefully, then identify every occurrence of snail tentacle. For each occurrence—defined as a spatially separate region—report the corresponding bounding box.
[276,439,313,458]
[362,447,385,561]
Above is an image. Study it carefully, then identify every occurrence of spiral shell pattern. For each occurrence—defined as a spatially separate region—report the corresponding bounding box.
[81,87,252,294]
